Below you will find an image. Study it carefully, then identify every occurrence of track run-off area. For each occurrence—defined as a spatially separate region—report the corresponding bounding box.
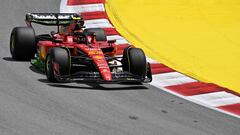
[0,0,239,134]
[62,0,240,117]
[106,0,240,93]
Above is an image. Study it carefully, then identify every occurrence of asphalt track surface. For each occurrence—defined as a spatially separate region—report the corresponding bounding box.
[0,0,239,135]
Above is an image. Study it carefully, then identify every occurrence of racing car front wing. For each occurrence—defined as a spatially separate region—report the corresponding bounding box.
[57,71,152,84]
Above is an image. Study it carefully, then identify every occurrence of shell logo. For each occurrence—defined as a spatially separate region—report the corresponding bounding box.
[94,55,104,59]
[89,50,103,55]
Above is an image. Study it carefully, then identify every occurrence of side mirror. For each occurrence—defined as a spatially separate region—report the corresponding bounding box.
[108,40,116,44]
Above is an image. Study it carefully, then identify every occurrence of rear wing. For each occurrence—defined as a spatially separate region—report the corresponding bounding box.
[25,13,82,26]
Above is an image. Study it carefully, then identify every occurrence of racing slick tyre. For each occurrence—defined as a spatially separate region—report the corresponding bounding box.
[84,28,107,41]
[45,47,71,82]
[122,47,147,79]
[10,27,36,60]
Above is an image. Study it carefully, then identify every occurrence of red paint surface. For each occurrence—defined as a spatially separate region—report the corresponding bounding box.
[67,0,105,5]
[115,44,130,55]
[151,63,175,74]
[165,82,225,96]
[81,11,108,20]
[218,103,240,116]
[103,28,120,36]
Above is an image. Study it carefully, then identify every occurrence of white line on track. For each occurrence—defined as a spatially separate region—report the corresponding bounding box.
[189,91,240,107]
[150,72,197,87]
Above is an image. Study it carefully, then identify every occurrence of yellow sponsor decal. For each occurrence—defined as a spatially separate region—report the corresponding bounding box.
[39,46,46,61]
[89,50,103,55]
[94,55,104,59]
[72,17,81,20]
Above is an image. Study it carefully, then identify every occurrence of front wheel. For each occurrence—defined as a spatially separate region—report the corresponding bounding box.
[45,47,71,82]
[122,47,147,78]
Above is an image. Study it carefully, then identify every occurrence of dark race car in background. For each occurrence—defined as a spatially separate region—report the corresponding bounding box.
[10,13,152,83]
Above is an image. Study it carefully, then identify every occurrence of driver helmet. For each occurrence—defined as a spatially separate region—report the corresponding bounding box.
[74,20,84,31]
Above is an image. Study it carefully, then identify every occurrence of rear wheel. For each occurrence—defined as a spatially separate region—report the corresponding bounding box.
[10,27,36,60]
[122,47,147,78]
[45,47,71,82]
[83,28,107,41]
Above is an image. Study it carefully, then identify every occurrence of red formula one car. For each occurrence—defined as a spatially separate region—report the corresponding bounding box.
[10,13,152,83]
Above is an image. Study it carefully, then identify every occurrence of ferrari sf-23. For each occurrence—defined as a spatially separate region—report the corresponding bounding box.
[10,13,152,83]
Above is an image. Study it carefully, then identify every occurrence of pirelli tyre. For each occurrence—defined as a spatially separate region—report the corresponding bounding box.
[45,47,71,82]
[83,28,107,41]
[10,27,36,60]
[122,47,147,79]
